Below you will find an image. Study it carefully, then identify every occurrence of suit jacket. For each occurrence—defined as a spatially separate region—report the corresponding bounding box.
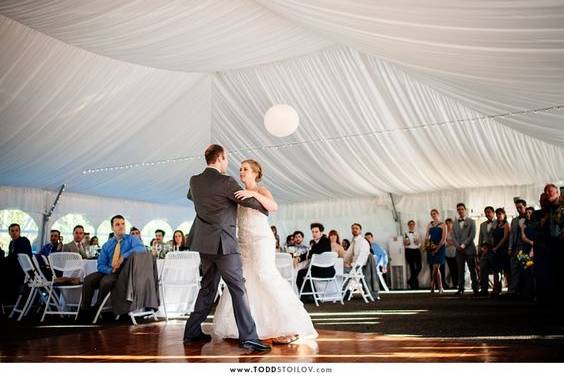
[508,215,526,254]
[305,234,335,278]
[187,167,267,255]
[453,217,477,255]
[478,219,496,252]
[62,241,87,259]
[8,236,32,259]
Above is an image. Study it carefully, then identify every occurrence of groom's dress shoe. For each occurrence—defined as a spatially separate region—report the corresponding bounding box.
[183,333,212,345]
[239,339,272,352]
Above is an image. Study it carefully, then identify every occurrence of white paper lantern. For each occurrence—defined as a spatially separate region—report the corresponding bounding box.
[264,104,299,137]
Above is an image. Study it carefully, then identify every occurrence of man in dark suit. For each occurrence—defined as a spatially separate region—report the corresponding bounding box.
[2,223,33,305]
[296,223,335,294]
[183,144,270,352]
[478,206,497,295]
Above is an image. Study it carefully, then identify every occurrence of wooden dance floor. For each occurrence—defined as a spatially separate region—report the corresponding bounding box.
[1,319,563,362]
[2,293,564,362]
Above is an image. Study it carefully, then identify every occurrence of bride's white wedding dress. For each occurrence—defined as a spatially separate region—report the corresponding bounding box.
[213,205,318,340]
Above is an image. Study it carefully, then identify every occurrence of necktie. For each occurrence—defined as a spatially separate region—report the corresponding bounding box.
[112,239,122,267]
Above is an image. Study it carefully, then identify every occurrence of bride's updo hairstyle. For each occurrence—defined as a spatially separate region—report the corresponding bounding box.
[242,159,263,182]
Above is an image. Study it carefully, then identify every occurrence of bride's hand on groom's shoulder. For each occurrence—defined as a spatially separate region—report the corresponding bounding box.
[235,189,255,200]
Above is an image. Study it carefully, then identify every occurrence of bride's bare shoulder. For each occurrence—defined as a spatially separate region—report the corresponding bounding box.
[258,186,272,198]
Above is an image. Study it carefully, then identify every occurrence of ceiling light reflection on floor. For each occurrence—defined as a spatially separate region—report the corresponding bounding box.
[309,310,426,316]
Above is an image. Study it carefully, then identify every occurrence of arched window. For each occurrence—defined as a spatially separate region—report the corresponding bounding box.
[176,220,194,237]
[51,214,94,245]
[142,220,173,245]
[96,218,132,242]
[0,209,39,251]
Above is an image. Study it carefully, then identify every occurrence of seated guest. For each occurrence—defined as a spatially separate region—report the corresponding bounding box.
[170,230,189,251]
[296,223,335,292]
[89,236,99,248]
[155,229,165,245]
[271,225,281,251]
[129,227,141,239]
[39,229,62,257]
[1,224,33,305]
[79,215,146,319]
[365,232,389,273]
[282,234,294,252]
[343,224,370,272]
[151,229,166,256]
[292,230,309,258]
[63,225,87,259]
[328,230,346,258]
[342,238,351,251]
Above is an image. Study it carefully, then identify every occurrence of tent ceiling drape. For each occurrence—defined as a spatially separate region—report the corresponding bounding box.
[1,1,563,210]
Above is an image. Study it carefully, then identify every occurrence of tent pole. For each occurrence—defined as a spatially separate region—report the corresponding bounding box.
[41,184,66,246]
[389,193,402,236]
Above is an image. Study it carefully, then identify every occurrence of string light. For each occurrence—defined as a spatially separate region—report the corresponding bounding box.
[82,104,563,175]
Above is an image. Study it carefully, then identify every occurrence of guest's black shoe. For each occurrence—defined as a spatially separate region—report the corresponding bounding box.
[454,290,464,296]
[77,308,94,324]
[239,339,272,352]
[183,333,212,345]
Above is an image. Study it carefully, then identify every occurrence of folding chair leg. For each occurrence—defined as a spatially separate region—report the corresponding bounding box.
[378,272,389,292]
[334,279,344,305]
[9,294,23,319]
[129,313,138,325]
[18,287,36,321]
[74,294,83,321]
[361,277,375,302]
[309,279,319,306]
[92,293,111,324]
[40,288,55,322]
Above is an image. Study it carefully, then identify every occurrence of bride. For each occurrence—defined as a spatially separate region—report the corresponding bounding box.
[212,159,317,343]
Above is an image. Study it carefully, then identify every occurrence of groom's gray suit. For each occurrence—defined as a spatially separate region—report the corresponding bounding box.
[183,167,267,341]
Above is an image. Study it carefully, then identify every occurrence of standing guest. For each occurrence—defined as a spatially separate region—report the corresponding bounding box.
[478,207,497,296]
[2,224,33,305]
[403,220,422,289]
[492,208,510,295]
[296,223,334,294]
[270,226,281,251]
[365,232,389,274]
[507,199,527,296]
[171,230,189,251]
[425,210,447,294]
[342,239,351,251]
[79,215,146,320]
[444,219,458,290]
[520,207,536,254]
[63,225,87,259]
[453,203,478,295]
[540,184,564,304]
[328,230,346,258]
[39,229,62,257]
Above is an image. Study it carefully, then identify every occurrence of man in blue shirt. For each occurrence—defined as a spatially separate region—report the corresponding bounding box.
[39,229,62,257]
[365,232,389,273]
[79,214,145,318]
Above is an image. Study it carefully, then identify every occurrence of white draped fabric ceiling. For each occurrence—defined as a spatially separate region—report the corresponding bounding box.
[1,1,563,238]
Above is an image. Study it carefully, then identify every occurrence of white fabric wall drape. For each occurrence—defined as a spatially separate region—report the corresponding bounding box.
[214,48,564,203]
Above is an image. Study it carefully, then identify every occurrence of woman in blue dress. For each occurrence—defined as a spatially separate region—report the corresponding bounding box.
[425,209,447,293]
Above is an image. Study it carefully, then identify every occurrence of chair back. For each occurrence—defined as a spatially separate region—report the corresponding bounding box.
[17,254,36,281]
[310,251,338,268]
[275,252,294,281]
[48,252,84,278]
[351,248,370,272]
[31,255,51,283]
[162,251,200,284]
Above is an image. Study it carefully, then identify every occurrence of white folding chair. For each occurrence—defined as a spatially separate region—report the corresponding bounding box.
[160,251,201,319]
[299,252,343,306]
[41,252,84,321]
[342,249,375,303]
[275,252,297,294]
[10,254,51,321]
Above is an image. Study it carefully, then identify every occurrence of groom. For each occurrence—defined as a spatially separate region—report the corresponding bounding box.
[183,144,271,352]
